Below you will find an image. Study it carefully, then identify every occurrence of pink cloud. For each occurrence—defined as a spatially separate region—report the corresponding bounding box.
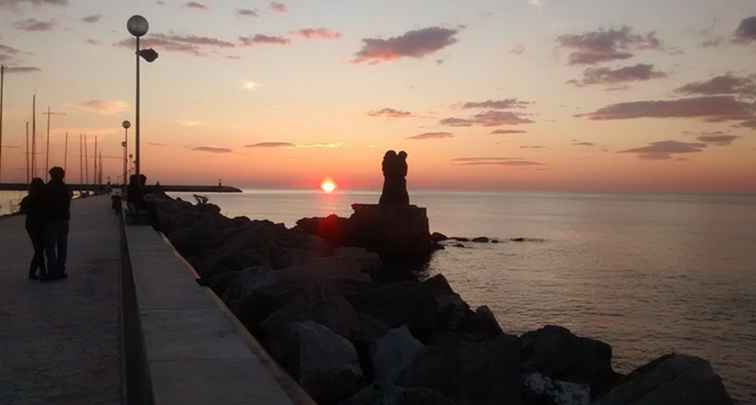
[293,28,342,40]
[367,108,412,118]
[353,27,458,64]
[577,96,755,122]
[557,26,662,65]
[239,34,290,46]
[270,1,287,13]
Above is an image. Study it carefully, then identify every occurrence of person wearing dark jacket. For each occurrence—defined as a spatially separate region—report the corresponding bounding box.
[20,178,48,280]
[44,167,72,280]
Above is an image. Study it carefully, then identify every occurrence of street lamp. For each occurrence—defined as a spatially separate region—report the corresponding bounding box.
[127,15,158,181]
[122,120,131,185]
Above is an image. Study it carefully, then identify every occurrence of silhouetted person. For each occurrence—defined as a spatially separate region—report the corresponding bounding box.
[20,178,48,280]
[44,167,72,280]
[379,150,410,205]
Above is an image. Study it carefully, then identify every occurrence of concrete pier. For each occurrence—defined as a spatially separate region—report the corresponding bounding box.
[0,196,122,404]
[0,195,312,404]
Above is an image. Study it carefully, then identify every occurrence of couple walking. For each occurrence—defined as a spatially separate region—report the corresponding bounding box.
[20,167,72,281]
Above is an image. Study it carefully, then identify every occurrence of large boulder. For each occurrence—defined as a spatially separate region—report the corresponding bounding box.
[234,258,373,331]
[521,325,619,397]
[423,276,503,343]
[295,214,351,245]
[399,334,521,405]
[277,321,364,404]
[595,354,732,405]
[347,281,440,342]
[461,305,504,340]
[371,326,424,385]
[522,372,590,405]
[342,385,454,405]
[260,295,358,341]
[196,219,330,276]
[333,247,383,274]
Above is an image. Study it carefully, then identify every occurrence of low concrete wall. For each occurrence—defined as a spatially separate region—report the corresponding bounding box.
[122,222,315,405]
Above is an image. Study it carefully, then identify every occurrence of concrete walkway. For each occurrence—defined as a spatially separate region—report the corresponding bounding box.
[0,196,122,405]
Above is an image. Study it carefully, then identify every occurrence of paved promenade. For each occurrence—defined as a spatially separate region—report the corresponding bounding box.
[0,196,122,405]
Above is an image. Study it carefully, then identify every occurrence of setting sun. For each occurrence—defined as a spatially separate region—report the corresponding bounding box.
[320,178,337,193]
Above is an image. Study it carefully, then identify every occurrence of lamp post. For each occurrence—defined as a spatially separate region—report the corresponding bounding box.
[121,120,130,185]
[0,64,4,183]
[127,15,158,181]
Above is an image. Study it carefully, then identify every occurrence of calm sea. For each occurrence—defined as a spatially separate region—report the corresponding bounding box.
[172,190,756,403]
[3,189,755,402]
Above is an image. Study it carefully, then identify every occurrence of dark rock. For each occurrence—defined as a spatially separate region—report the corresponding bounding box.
[595,354,733,405]
[453,243,466,248]
[351,313,391,382]
[347,281,439,342]
[458,305,504,341]
[429,291,470,332]
[472,237,490,243]
[371,326,424,384]
[511,237,545,242]
[399,334,521,405]
[399,387,456,405]
[260,295,358,341]
[522,372,590,405]
[430,232,448,242]
[521,325,619,398]
[352,313,390,345]
[235,258,373,331]
[295,214,351,245]
[342,385,454,405]
[350,274,480,343]
[163,207,332,278]
[334,247,382,274]
[491,239,500,243]
[277,321,364,403]
[423,274,454,296]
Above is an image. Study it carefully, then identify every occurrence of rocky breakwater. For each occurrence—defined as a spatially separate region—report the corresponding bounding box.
[148,192,733,405]
[294,203,434,259]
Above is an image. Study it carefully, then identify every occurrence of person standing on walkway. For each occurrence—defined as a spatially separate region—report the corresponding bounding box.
[44,167,72,280]
[19,178,48,280]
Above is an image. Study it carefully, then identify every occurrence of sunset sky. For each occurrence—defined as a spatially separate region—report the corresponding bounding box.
[1,0,755,192]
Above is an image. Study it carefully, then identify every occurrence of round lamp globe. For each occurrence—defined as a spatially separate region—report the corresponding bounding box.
[122,120,131,129]
[127,15,149,37]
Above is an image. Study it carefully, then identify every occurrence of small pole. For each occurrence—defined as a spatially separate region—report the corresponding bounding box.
[136,35,141,179]
[94,136,98,185]
[32,94,36,179]
[0,64,4,183]
[79,134,83,185]
[84,134,88,184]
[25,122,29,183]
[64,132,68,169]
[123,126,128,185]
[45,106,50,181]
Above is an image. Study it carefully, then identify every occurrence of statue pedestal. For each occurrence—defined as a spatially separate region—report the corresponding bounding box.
[294,204,433,258]
[348,204,431,257]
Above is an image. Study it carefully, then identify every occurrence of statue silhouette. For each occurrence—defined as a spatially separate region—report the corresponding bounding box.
[379,150,410,205]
